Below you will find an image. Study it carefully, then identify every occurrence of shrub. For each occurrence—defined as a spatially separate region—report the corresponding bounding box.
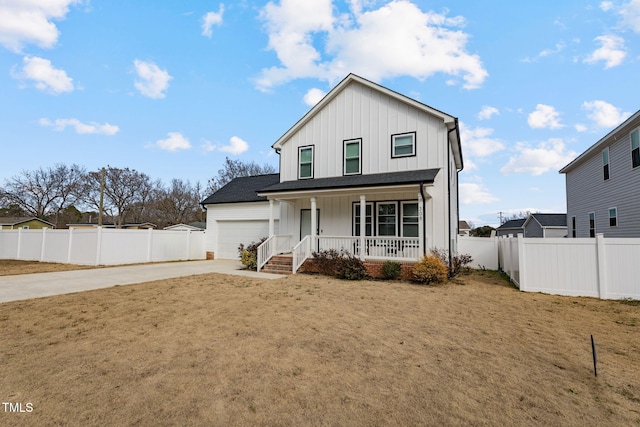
[238,237,268,270]
[412,255,448,285]
[381,260,402,280]
[312,248,368,280]
[429,248,473,279]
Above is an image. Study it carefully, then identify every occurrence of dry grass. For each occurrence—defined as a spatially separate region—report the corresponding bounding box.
[0,260,98,276]
[0,267,639,426]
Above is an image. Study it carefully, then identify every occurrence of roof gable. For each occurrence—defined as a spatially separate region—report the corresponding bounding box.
[526,213,567,228]
[497,218,525,230]
[0,217,55,227]
[272,73,462,170]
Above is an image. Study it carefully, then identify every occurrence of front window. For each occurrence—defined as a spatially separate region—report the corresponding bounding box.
[589,212,596,238]
[377,203,397,236]
[391,132,416,158]
[603,147,610,180]
[609,208,617,227]
[354,203,373,236]
[344,139,361,175]
[401,202,419,237]
[299,146,314,179]
[632,129,640,169]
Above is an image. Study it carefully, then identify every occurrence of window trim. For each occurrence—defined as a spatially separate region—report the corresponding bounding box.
[391,131,416,158]
[602,147,610,180]
[631,128,640,169]
[589,212,596,238]
[400,201,419,237]
[298,145,314,180]
[343,138,362,176]
[609,207,618,227]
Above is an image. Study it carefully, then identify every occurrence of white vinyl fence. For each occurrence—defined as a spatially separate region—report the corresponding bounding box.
[460,234,640,300]
[0,228,206,266]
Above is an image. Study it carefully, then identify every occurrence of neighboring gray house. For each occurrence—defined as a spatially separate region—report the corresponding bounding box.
[560,109,640,237]
[496,218,525,237]
[522,213,567,238]
[458,220,471,236]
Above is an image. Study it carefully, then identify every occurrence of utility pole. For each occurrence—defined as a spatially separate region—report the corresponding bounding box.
[98,167,105,226]
[498,211,504,225]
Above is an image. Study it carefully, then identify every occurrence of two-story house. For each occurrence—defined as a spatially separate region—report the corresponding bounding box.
[560,108,640,237]
[202,74,463,272]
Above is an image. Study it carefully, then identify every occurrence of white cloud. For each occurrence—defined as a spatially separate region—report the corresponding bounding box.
[202,4,224,37]
[600,1,614,12]
[583,100,631,128]
[201,140,216,152]
[460,123,505,158]
[620,0,640,32]
[151,132,192,151]
[257,0,487,91]
[303,88,326,106]
[501,138,577,176]
[477,105,499,120]
[133,59,172,99]
[575,123,588,132]
[583,35,626,69]
[14,56,74,94]
[0,0,81,52]
[39,118,119,135]
[459,182,499,205]
[527,104,563,129]
[219,136,249,155]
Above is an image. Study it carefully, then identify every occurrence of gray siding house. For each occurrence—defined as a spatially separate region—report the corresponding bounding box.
[560,109,640,237]
[522,213,567,238]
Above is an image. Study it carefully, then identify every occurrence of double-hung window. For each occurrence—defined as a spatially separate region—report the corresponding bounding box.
[603,147,610,180]
[609,207,618,227]
[354,203,373,236]
[298,146,314,179]
[632,129,640,169]
[391,132,416,158]
[377,203,397,236]
[401,202,419,237]
[344,139,361,175]
[589,212,596,237]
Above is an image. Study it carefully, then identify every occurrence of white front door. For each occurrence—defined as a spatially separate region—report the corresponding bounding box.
[300,209,319,240]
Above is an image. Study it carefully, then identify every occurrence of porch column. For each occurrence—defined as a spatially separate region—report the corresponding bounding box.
[359,195,366,260]
[310,197,317,247]
[418,190,424,258]
[268,199,275,237]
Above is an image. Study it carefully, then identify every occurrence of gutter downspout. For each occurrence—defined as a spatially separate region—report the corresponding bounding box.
[447,118,463,269]
[420,182,427,257]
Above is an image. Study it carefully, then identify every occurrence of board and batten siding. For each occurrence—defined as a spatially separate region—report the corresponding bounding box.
[565,114,640,237]
[278,80,448,182]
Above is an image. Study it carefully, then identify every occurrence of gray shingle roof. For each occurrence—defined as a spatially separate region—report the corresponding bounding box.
[497,219,526,230]
[201,174,280,205]
[259,169,440,194]
[531,213,567,227]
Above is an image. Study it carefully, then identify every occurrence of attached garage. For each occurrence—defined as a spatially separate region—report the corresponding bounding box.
[201,174,281,260]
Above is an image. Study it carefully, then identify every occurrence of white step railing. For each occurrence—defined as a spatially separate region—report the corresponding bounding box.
[257,235,292,272]
[292,235,312,273]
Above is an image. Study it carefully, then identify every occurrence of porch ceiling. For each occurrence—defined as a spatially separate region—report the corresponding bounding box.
[257,169,439,199]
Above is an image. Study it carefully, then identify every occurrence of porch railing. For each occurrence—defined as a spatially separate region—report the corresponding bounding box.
[292,235,311,274]
[316,236,420,261]
[257,234,292,272]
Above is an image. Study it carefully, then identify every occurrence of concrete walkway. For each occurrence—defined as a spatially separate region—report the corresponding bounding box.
[0,260,285,303]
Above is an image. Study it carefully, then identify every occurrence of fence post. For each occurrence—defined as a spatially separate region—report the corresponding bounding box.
[517,233,526,291]
[67,228,74,263]
[186,230,191,260]
[147,228,153,262]
[95,227,103,266]
[595,234,607,299]
[507,234,514,281]
[40,228,47,262]
[16,228,22,260]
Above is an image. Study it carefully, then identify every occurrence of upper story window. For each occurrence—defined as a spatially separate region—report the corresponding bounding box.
[602,147,610,180]
[298,146,314,179]
[391,132,416,158]
[589,212,596,238]
[632,129,640,169]
[344,139,361,175]
[609,207,618,227]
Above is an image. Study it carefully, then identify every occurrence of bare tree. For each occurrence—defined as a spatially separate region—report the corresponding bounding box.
[153,179,203,227]
[206,157,276,195]
[83,167,155,228]
[1,163,85,225]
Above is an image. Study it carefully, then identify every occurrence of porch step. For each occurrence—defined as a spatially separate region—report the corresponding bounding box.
[261,254,293,274]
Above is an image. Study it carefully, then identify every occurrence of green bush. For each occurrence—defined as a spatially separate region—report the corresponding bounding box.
[381,260,402,280]
[312,249,368,280]
[412,255,448,285]
[237,237,268,270]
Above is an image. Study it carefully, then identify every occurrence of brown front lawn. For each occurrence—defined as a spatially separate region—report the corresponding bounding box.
[0,260,98,276]
[0,269,638,426]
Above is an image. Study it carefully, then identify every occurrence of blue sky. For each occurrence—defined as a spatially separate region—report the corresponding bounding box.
[1,0,639,227]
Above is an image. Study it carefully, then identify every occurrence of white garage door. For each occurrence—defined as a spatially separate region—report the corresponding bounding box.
[217,220,278,259]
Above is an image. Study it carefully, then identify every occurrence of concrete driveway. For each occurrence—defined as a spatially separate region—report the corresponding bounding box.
[0,260,285,303]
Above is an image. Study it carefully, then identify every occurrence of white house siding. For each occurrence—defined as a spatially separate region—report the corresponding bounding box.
[278,80,449,182]
[565,116,640,237]
[205,202,280,259]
